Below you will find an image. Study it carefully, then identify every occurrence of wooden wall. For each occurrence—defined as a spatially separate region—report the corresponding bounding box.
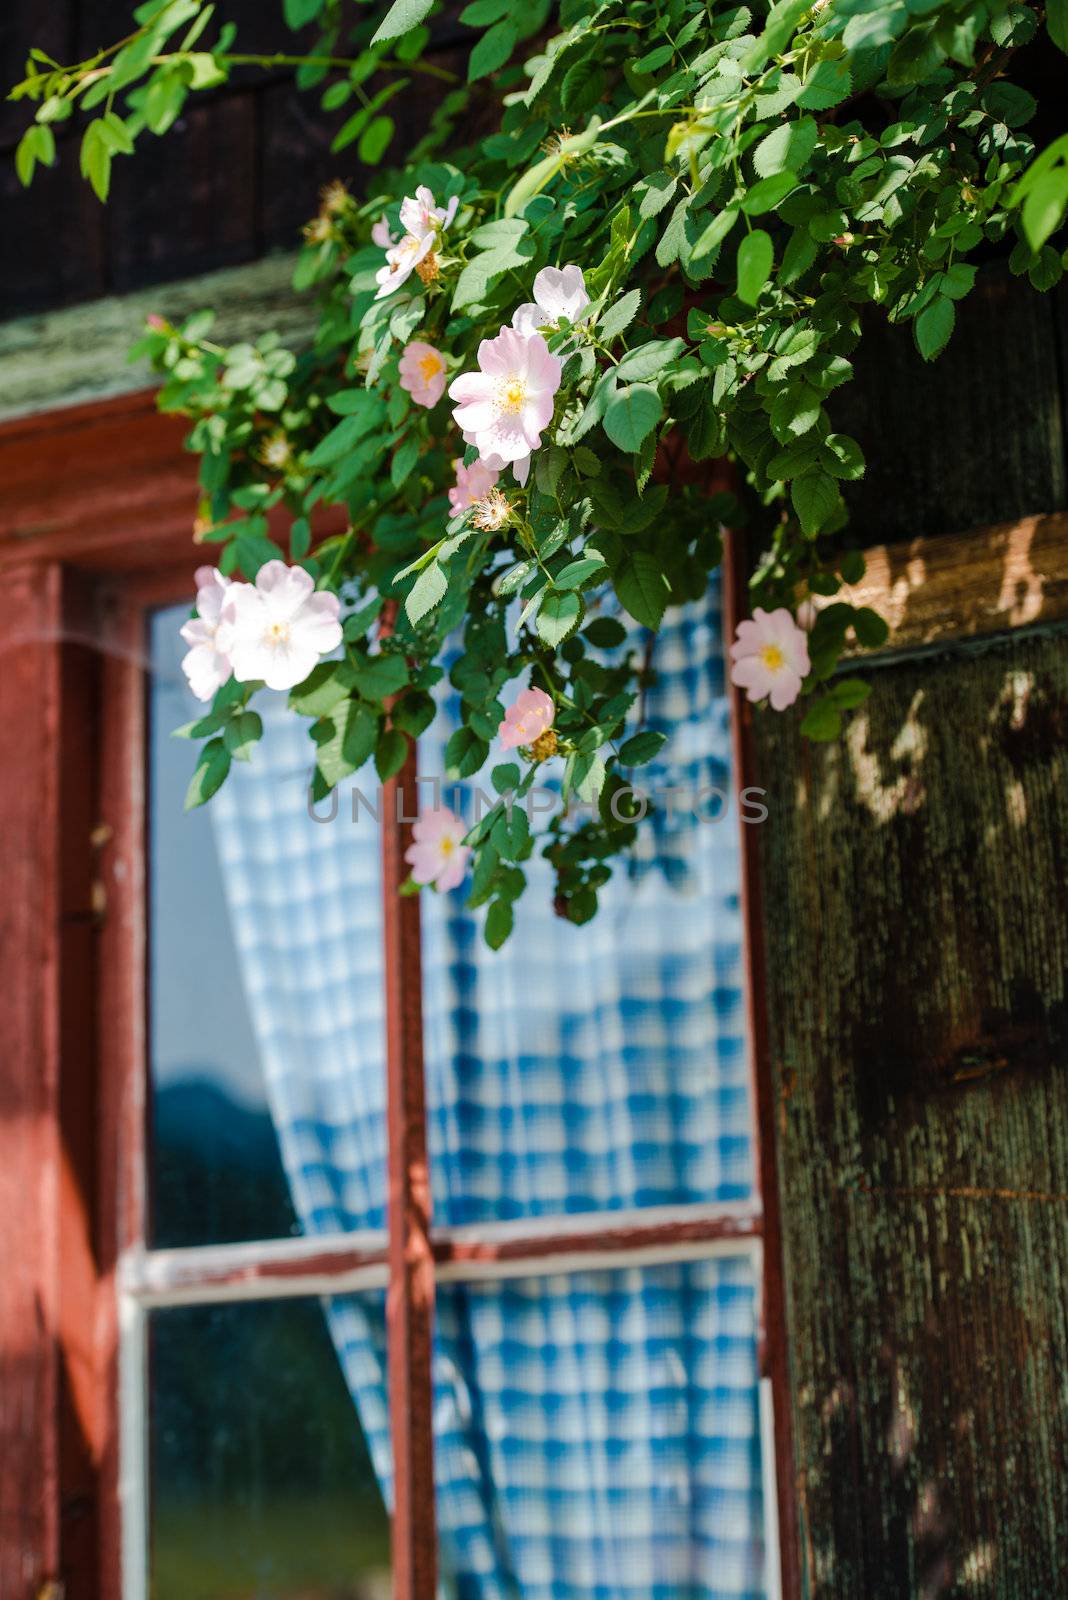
[756,268,1068,1596]
[0,0,468,319]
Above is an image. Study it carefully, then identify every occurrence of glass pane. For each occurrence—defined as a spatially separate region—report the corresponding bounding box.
[420,586,753,1224]
[432,1253,765,1600]
[150,1296,391,1598]
[148,603,298,1247]
[148,601,389,1248]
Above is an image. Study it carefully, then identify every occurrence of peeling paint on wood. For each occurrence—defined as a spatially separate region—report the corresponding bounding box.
[755,632,1068,1598]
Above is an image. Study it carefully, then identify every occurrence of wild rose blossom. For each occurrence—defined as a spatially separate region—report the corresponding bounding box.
[449,456,499,515]
[448,327,562,474]
[729,607,811,711]
[375,186,458,300]
[400,185,458,236]
[398,340,447,408]
[404,807,470,891]
[499,686,555,751]
[512,265,590,338]
[375,231,436,299]
[180,566,233,702]
[371,218,396,250]
[223,560,343,693]
[471,487,512,532]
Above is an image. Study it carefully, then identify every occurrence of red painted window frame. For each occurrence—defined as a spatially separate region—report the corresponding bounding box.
[0,389,796,1600]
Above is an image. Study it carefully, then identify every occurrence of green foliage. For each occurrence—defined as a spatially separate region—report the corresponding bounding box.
[11,0,1066,942]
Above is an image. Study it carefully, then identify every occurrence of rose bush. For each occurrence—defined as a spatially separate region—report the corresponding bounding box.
[10,0,1068,941]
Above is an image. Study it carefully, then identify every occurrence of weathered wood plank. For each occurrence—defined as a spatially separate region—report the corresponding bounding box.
[0,252,311,422]
[824,512,1068,661]
[755,629,1068,1598]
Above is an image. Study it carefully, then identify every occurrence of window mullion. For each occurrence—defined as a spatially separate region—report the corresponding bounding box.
[381,740,438,1600]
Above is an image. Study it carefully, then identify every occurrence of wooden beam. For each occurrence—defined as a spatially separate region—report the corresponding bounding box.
[0,252,310,424]
[833,511,1068,661]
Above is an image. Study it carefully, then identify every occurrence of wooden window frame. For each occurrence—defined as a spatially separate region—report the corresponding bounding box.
[0,388,804,1600]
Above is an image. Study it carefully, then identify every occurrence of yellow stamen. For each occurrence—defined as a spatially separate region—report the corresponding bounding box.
[439,836,455,857]
[267,620,292,646]
[418,352,443,381]
[496,375,527,414]
[760,643,785,673]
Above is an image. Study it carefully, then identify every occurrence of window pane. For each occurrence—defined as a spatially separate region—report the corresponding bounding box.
[149,601,391,1248]
[431,1253,765,1599]
[420,589,753,1223]
[150,1296,391,1598]
[149,604,298,1247]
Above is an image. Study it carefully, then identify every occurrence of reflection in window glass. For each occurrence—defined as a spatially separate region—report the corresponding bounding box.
[148,603,297,1248]
[432,1254,765,1599]
[150,1297,391,1599]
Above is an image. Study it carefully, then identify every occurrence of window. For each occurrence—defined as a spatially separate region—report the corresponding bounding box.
[0,393,792,1599]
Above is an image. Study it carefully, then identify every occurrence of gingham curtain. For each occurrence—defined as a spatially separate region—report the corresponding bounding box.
[210,580,767,1600]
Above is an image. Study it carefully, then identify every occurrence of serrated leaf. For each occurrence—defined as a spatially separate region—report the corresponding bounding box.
[736,228,774,306]
[406,561,448,624]
[375,726,408,782]
[792,470,840,536]
[915,294,955,361]
[371,0,434,45]
[800,698,842,741]
[468,19,518,81]
[603,384,663,452]
[615,551,669,630]
[350,653,409,700]
[618,729,667,765]
[485,896,514,949]
[184,738,231,810]
[599,288,642,342]
[224,710,263,762]
[753,116,818,178]
[537,589,583,646]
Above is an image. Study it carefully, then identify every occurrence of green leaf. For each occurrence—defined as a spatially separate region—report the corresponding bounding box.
[829,677,872,710]
[468,19,518,81]
[537,590,583,646]
[791,470,840,537]
[445,725,489,778]
[1049,0,1068,51]
[753,117,818,178]
[358,115,395,165]
[740,170,798,215]
[315,700,379,789]
[289,661,353,718]
[690,205,739,262]
[554,556,606,590]
[184,738,231,810]
[406,561,448,624]
[284,0,324,24]
[853,606,890,648]
[350,653,410,700]
[615,551,670,630]
[371,0,434,45]
[375,726,409,782]
[915,294,956,361]
[736,229,774,306]
[485,896,514,949]
[820,433,865,481]
[583,616,628,648]
[492,761,521,794]
[800,698,842,742]
[224,710,263,762]
[599,289,642,342]
[603,385,663,452]
[618,729,667,765]
[1021,168,1068,252]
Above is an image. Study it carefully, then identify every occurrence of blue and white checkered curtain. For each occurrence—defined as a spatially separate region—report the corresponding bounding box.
[211,578,767,1599]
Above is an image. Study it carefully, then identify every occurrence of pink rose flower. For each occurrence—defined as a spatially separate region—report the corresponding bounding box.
[404,806,470,891]
[448,456,500,514]
[399,185,458,237]
[180,565,234,702]
[222,560,343,693]
[398,341,447,408]
[729,606,811,711]
[512,264,590,337]
[448,326,562,470]
[371,218,397,250]
[499,686,555,751]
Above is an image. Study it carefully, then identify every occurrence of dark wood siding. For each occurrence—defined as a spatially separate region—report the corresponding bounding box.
[756,266,1068,1595]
